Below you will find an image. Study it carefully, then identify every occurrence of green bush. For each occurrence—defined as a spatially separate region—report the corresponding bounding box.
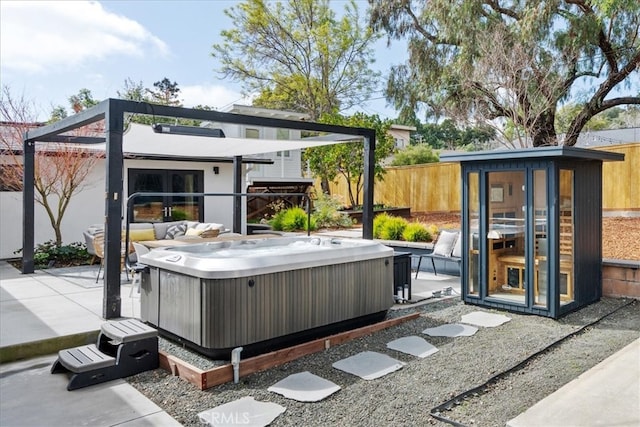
[402,222,432,242]
[270,207,317,231]
[379,216,408,240]
[269,210,286,231]
[312,193,354,228]
[171,208,188,220]
[391,144,440,166]
[32,241,90,268]
[373,212,392,238]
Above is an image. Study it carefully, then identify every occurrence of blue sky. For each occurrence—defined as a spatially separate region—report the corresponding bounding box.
[1,0,404,121]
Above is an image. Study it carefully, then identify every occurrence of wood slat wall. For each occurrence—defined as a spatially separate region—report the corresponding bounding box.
[321,143,638,213]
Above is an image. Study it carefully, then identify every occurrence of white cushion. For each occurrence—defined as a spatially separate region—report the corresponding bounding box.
[432,230,459,257]
[451,232,462,258]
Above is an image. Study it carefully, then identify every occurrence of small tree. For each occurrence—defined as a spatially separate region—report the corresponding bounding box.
[1,86,102,246]
[305,112,395,207]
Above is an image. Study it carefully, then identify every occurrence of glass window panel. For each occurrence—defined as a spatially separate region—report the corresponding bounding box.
[533,169,548,308]
[467,172,480,296]
[245,128,259,139]
[559,169,574,305]
[276,128,289,140]
[487,171,526,304]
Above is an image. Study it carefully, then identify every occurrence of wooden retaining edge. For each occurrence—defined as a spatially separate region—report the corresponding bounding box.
[158,312,420,390]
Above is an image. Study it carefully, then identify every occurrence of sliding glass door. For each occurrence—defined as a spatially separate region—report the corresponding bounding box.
[128,169,204,223]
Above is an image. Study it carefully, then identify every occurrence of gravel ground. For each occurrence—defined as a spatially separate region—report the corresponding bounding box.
[128,297,639,426]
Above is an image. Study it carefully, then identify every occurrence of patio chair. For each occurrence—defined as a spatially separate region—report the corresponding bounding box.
[93,232,129,283]
[83,230,97,265]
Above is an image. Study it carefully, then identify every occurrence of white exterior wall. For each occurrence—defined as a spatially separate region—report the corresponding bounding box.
[0,163,104,259]
[0,158,244,259]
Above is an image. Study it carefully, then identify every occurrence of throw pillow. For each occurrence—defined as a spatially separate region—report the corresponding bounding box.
[432,230,459,257]
[165,223,187,239]
[128,228,156,242]
[185,228,204,237]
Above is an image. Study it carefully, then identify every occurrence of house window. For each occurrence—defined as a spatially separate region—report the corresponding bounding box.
[276,129,289,140]
[0,165,23,191]
[276,151,291,157]
[245,128,259,139]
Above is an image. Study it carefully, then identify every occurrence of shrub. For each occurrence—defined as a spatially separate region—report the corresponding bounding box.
[271,207,317,231]
[373,212,392,238]
[427,224,439,237]
[379,216,408,240]
[402,222,432,242]
[312,193,354,229]
[269,210,286,231]
[391,144,439,166]
[32,241,90,268]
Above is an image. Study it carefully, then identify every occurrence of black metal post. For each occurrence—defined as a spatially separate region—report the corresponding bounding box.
[103,103,125,319]
[233,156,242,233]
[362,133,376,239]
[21,139,35,274]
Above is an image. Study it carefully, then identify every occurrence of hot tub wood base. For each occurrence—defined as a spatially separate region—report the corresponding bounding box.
[157,310,389,359]
[159,312,419,390]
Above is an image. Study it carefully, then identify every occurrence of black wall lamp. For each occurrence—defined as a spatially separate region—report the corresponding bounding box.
[152,123,225,138]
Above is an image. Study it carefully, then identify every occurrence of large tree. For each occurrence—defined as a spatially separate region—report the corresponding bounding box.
[212,0,381,120]
[371,0,640,147]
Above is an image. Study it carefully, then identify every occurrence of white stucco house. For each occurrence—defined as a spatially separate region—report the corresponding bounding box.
[0,106,316,259]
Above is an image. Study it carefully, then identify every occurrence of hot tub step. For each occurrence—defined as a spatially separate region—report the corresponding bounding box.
[51,318,159,391]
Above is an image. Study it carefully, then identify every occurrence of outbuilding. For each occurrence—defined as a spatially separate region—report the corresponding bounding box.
[442,146,624,318]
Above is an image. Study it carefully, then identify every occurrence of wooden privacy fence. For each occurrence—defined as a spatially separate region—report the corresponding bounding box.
[323,143,639,213]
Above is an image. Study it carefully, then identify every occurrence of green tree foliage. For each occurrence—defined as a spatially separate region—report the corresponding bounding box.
[68,88,98,113]
[212,0,380,120]
[391,144,439,166]
[413,119,495,150]
[117,78,146,102]
[146,78,181,106]
[371,0,640,147]
[305,112,395,208]
[556,104,639,133]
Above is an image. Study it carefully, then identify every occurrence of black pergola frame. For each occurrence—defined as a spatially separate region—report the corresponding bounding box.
[22,98,377,319]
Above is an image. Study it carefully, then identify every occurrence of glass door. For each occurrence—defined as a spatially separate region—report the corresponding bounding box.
[128,169,203,223]
[486,171,526,305]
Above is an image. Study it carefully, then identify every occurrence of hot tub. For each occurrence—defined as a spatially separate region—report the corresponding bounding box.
[139,236,394,357]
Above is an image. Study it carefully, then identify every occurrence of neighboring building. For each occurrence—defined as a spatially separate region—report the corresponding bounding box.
[388,124,416,150]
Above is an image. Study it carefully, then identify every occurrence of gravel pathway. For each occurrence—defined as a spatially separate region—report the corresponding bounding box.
[128,297,639,426]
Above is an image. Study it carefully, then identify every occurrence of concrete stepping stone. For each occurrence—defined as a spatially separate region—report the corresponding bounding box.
[198,396,285,426]
[387,336,439,358]
[332,351,405,380]
[268,371,340,402]
[422,323,478,337]
[461,311,511,327]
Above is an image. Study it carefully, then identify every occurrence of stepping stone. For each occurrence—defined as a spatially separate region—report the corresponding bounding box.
[198,396,285,427]
[422,323,478,337]
[332,351,405,380]
[461,311,511,327]
[387,336,439,358]
[268,371,340,402]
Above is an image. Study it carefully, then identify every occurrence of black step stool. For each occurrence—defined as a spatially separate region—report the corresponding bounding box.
[51,318,159,391]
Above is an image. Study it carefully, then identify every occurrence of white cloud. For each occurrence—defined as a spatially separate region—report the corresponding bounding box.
[0,1,169,73]
[180,84,253,110]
